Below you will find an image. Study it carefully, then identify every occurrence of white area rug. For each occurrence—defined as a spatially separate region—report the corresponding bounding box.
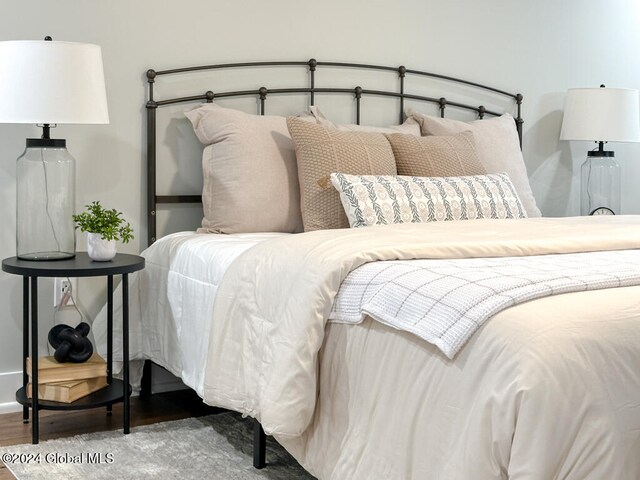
[2,413,315,479]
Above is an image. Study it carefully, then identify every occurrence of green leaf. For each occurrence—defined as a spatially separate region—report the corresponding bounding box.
[72,200,135,243]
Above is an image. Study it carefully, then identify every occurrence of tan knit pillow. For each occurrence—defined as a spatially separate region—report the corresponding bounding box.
[287,117,397,231]
[385,131,486,178]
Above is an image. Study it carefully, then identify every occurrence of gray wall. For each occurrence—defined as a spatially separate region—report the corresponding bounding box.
[1,0,639,409]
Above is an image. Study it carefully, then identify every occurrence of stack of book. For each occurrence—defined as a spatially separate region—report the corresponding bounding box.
[27,353,108,403]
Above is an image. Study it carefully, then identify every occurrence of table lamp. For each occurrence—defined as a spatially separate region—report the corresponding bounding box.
[0,37,109,260]
[560,85,640,215]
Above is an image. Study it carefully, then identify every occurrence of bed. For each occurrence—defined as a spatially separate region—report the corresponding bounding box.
[92,59,640,479]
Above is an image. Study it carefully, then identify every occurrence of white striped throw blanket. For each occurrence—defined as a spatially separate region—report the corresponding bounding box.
[329,249,640,358]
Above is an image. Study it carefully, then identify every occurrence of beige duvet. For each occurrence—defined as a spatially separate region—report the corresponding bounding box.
[203,216,640,479]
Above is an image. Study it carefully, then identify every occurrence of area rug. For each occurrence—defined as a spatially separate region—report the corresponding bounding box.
[1,413,315,479]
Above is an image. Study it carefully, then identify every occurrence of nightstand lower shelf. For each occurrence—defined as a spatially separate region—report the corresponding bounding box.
[16,379,132,411]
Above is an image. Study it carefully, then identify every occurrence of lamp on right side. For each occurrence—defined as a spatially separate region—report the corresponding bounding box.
[560,85,640,215]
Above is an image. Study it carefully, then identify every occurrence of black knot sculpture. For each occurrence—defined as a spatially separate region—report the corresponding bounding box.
[48,322,93,363]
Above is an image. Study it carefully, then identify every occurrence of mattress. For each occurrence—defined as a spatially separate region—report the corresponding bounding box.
[92,231,288,395]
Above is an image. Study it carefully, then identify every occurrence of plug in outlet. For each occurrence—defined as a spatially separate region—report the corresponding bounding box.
[53,278,77,307]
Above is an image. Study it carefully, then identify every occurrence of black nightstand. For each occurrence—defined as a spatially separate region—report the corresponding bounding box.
[1,253,145,444]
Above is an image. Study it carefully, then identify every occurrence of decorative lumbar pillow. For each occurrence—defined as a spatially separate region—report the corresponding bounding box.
[185,103,311,234]
[287,116,397,231]
[385,131,486,178]
[407,111,541,217]
[330,172,527,228]
[308,106,421,135]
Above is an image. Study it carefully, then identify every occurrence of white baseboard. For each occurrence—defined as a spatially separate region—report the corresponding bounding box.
[0,370,23,414]
[0,401,21,414]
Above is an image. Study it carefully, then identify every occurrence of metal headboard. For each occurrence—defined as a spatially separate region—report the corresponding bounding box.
[145,58,524,246]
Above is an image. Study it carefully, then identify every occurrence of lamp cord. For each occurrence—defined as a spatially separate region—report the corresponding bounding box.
[585,145,602,213]
[50,276,86,356]
[39,148,62,253]
[52,277,84,324]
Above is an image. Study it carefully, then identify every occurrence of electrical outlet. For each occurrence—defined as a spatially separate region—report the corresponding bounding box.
[53,277,77,307]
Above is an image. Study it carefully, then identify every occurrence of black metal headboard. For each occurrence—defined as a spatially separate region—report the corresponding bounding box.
[145,59,524,246]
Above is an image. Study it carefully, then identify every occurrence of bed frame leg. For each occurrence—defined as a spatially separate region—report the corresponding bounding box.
[140,360,153,399]
[253,419,266,469]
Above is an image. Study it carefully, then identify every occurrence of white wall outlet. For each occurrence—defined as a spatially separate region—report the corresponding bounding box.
[53,277,77,307]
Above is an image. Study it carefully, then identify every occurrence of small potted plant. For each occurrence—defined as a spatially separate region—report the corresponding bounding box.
[73,201,134,261]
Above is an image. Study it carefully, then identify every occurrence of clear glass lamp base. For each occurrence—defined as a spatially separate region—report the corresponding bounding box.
[580,153,620,216]
[18,251,75,261]
[16,139,76,261]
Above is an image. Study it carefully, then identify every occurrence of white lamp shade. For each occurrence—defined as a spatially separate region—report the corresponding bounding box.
[560,87,640,143]
[0,40,109,124]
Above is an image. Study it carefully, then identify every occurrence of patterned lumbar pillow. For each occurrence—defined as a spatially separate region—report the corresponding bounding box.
[330,172,527,228]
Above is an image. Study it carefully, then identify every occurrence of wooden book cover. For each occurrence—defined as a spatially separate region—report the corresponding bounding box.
[27,353,107,384]
[27,377,108,403]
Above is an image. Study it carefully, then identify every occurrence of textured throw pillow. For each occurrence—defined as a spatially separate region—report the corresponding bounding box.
[330,172,527,228]
[407,111,541,217]
[185,103,310,234]
[287,117,397,231]
[308,106,421,135]
[385,131,486,178]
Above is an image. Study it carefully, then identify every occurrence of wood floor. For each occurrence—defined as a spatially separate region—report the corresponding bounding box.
[0,390,221,480]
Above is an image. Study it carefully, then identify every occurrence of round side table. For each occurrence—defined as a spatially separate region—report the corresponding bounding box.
[2,253,145,444]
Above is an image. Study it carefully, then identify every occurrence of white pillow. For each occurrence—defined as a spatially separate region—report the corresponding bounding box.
[330,172,527,228]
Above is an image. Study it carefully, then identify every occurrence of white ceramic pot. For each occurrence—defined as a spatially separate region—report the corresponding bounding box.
[87,232,116,261]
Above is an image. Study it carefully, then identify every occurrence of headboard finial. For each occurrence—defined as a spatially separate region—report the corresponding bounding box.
[354,86,363,99]
[205,91,214,103]
[308,58,317,71]
[398,65,406,78]
[146,69,157,83]
[259,87,268,100]
[439,97,447,118]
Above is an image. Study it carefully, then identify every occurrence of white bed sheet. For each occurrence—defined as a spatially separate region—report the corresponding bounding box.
[92,231,288,395]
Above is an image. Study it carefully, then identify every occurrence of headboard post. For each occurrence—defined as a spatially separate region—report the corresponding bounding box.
[354,86,363,125]
[439,97,447,118]
[398,66,406,124]
[308,59,317,106]
[259,87,268,115]
[146,69,158,246]
[516,93,524,148]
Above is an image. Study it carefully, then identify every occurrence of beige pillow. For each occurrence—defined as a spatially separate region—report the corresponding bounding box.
[408,111,541,217]
[287,117,397,231]
[308,106,421,135]
[385,131,486,178]
[331,172,526,228]
[185,103,307,234]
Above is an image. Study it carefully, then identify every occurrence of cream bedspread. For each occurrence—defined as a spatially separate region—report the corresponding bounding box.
[204,216,640,428]
[202,216,640,478]
[284,290,640,479]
